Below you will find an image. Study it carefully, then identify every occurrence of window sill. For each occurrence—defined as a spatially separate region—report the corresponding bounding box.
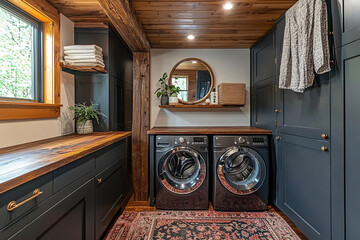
[0,101,62,120]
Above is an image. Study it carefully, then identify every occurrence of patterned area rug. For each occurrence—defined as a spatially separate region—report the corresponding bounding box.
[105,211,301,240]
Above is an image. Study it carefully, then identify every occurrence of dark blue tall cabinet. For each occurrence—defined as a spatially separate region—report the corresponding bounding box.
[250,0,358,239]
[75,28,133,132]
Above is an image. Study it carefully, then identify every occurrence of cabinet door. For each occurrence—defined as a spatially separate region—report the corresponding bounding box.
[252,76,276,131]
[109,76,124,131]
[343,40,360,240]
[95,161,123,240]
[9,180,94,240]
[342,0,360,45]
[252,31,276,83]
[276,16,285,75]
[276,134,330,240]
[276,72,331,139]
[124,82,133,131]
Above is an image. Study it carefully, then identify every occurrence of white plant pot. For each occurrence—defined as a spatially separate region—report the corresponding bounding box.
[77,120,93,134]
[169,96,179,105]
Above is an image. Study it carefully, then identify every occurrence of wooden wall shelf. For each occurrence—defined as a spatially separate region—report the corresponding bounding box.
[61,62,106,74]
[159,104,244,109]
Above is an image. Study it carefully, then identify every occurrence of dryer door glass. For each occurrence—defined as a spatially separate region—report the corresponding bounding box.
[217,147,266,195]
[159,146,206,194]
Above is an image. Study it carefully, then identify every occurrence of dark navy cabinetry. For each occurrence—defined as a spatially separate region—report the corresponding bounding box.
[8,179,95,240]
[342,39,360,240]
[251,30,277,132]
[251,2,335,239]
[0,137,132,240]
[75,28,133,132]
[276,134,331,240]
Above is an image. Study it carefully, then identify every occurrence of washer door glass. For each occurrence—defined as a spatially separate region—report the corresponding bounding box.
[159,146,206,194]
[217,147,266,195]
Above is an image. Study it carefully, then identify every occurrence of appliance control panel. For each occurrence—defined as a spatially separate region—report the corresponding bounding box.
[156,135,208,147]
[214,135,268,148]
[175,136,208,145]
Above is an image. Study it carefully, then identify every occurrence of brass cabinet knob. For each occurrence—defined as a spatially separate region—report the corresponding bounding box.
[97,178,103,184]
[321,146,328,151]
[321,134,328,139]
[275,109,280,113]
[276,136,281,140]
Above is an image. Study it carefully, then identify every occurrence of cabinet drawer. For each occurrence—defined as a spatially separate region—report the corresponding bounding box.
[95,161,123,239]
[96,140,126,171]
[7,179,95,240]
[0,173,52,229]
[53,155,95,193]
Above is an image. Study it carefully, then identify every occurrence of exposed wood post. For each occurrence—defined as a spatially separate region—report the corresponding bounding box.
[97,0,151,201]
[132,52,150,201]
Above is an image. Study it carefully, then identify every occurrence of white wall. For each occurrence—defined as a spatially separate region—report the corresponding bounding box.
[0,14,75,148]
[151,49,250,128]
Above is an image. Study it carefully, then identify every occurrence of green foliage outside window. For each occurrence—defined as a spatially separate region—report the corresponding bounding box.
[0,5,34,99]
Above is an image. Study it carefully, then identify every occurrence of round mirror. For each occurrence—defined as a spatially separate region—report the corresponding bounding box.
[169,58,214,104]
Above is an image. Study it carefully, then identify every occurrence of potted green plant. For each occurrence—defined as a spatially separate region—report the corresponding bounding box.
[155,72,180,105]
[69,101,106,134]
[168,85,180,105]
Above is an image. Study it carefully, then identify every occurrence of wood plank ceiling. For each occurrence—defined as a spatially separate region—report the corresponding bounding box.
[46,0,109,27]
[47,0,297,49]
[133,0,297,48]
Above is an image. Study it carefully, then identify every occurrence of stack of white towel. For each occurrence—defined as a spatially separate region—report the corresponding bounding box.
[63,45,105,68]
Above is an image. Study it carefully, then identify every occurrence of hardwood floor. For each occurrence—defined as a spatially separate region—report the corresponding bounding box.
[123,196,308,240]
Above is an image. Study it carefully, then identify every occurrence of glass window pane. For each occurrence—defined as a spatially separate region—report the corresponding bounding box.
[0,5,34,100]
[172,76,187,90]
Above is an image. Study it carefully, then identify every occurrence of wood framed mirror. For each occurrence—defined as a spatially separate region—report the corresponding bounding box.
[169,58,214,104]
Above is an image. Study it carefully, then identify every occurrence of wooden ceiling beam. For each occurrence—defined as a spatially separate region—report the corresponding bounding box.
[97,0,150,52]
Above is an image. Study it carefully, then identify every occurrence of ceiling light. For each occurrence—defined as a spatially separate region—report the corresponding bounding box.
[192,61,197,64]
[187,34,195,40]
[223,2,233,10]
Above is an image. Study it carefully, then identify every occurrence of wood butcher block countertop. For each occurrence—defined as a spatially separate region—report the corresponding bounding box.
[147,127,271,135]
[0,131,131,194]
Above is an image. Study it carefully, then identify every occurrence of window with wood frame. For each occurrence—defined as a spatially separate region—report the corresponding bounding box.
[0,0,60,120]
[172,75,188,102]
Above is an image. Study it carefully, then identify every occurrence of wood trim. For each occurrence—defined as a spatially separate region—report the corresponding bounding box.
[132,52,150,201]
[0,102,61,120]
[159,104,244,109]
[60,62,107,73]
[1,0,61,120]
[97,0,150,52]
[147,127,272,135]
[169,58,214,105]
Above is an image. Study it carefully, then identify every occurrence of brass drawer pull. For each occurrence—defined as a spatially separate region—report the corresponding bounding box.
[321,134,328,139]
[275,109,280,113]
[321,146,328,151]
[7,189,43,212]
[97,178,103,184]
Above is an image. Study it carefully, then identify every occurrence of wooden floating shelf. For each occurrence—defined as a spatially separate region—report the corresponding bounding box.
[60,62,107,74]
[159,104,244,109]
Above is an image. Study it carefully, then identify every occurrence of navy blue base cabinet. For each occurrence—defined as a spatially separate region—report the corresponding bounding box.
[0,137,132,240]
[8,180,95,240]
